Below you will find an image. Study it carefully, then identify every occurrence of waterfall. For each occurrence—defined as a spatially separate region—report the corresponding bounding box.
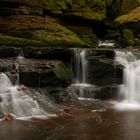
[114,50,140,110]
[98,40,115,47]
[73,49,87,84]
[0,73,49,118]
[71,49,95,99]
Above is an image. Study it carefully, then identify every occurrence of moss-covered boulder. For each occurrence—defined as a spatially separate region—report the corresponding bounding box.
[115,7,140,35]
[121,0,140,14]
[115,7,140,24]
[122,29,135,47]
[0,15,88,48]
[44,0,108,21]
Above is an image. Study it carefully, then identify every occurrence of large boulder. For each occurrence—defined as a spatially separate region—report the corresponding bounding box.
[44,0,108,21]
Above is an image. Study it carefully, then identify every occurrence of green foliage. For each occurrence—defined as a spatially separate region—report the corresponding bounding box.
[123,29,134,46]
[54,63,72,81]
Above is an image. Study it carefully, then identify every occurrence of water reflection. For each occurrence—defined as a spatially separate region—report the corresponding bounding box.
[0,101,140,140]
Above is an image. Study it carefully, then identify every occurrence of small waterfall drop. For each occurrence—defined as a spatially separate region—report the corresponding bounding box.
[114,50,140,110]
[0,73,49,118]
[98,40,115,47]
[70,49,95,99]
[73,49,87,84]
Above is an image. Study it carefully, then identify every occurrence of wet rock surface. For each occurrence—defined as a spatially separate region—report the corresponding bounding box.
[0,58,71,87]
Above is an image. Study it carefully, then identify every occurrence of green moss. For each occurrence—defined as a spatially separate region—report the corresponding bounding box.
[0,33,89,48]
[81,34,98,47]
[123,29,135,47]
[0,34,44,47]
[54,63,72,82]
[44,0,106,20]
[122,0,139,14]
[115,7,140,24]
[105,29,121,39]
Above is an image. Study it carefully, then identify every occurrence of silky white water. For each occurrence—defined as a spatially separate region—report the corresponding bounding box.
[99,40,115,47]
[0,73,49,118]
[72,49,96,99]
[114,50,140,110]
[73,49,88,84]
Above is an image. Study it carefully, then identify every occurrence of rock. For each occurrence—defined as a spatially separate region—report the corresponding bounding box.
[19,60,72,87]
[115,7,140,35]
[0,15,87,48]
[66,84,118,100]
[44,0,107,21]
[0,0,44,16]
[0,46,21,58]
[87,58,122,85]
[2,113,15,121]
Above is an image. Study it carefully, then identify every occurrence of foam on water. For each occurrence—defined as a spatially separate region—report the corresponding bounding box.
[0,73,53,118]
[113,101,140,111]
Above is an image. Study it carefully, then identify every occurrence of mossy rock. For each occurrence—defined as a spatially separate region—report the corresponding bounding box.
[0,33,45,47]
[0,33,88,49]
[115,7,140,24]
[105,29,121,39]
[121,0,140,14]
[0,15,89,48]
[65,26,98,46]
[54,63,72,82]
[122,29,135,47]
[80,35,98,47]
[114,7,140,36]
[44,0,107,21]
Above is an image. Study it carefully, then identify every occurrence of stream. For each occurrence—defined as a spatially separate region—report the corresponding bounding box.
[0,100,140,140]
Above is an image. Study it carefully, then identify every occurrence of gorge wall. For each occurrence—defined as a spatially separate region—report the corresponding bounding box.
[0,0,139,101]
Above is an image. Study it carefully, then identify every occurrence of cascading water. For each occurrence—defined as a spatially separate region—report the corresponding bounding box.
[73,49,87,84]
[114,50,140,110]
[70,49,96,99]
[0,73,49,118]
[99,40,115,47]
